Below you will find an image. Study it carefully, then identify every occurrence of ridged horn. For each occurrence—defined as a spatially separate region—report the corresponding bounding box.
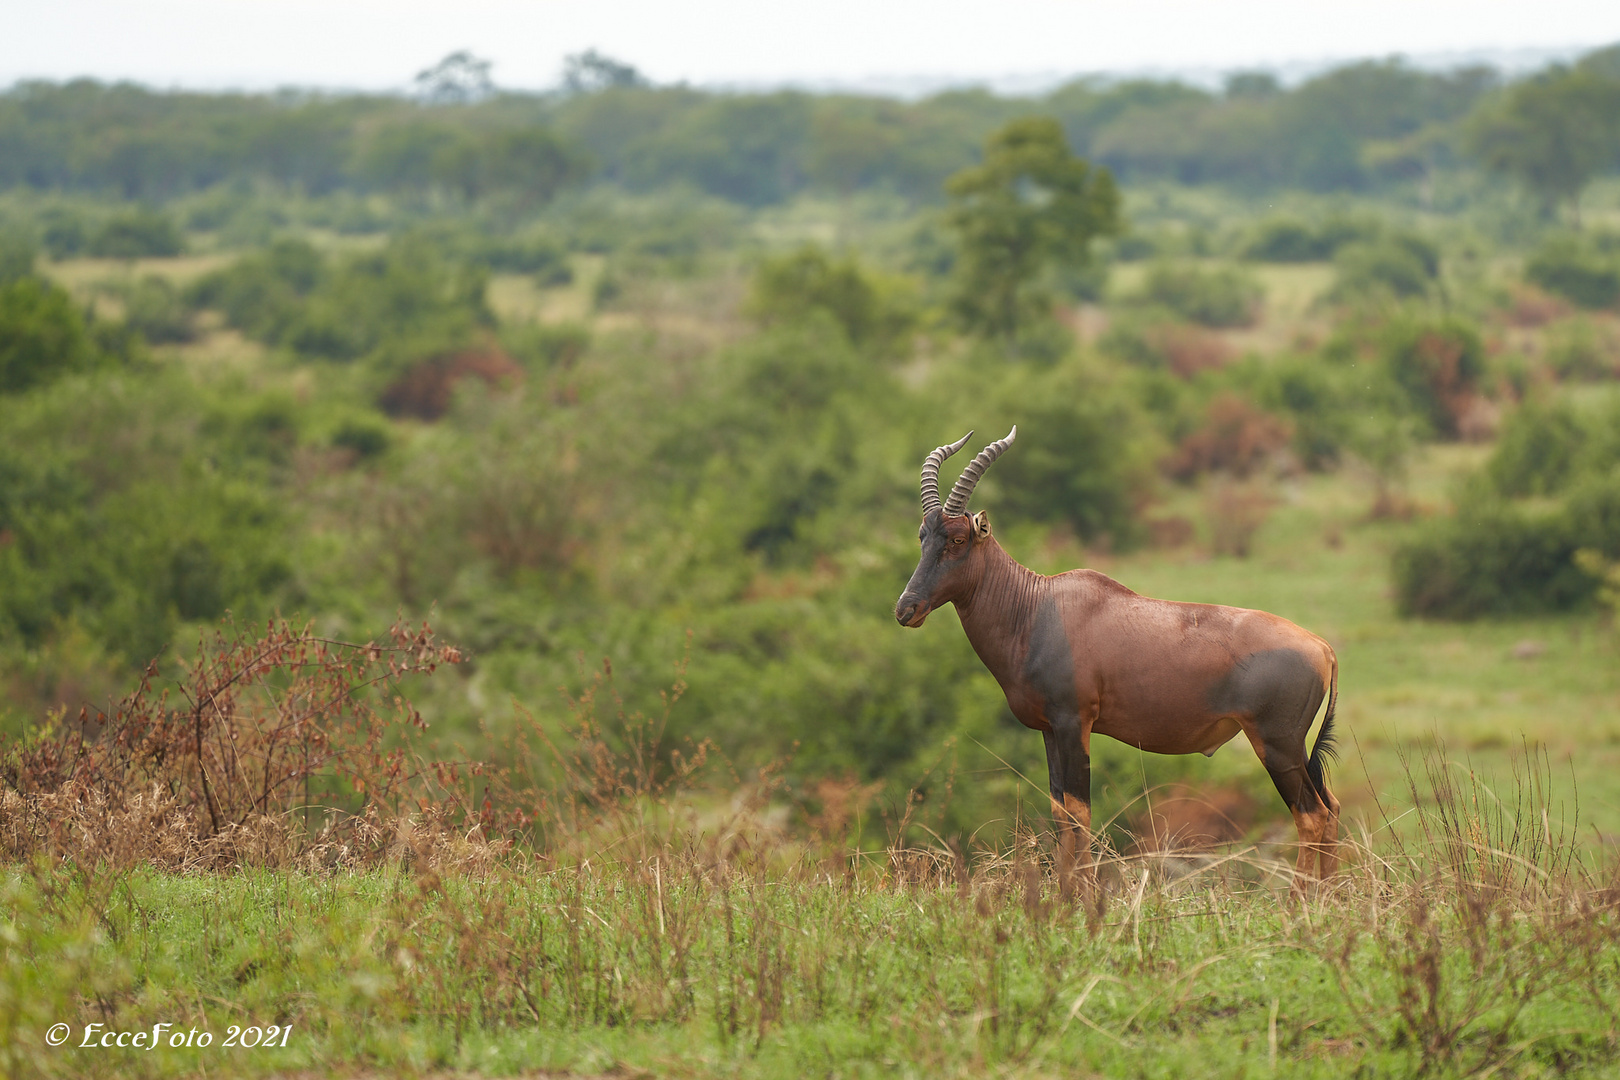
[943,426,1016,516]
[920,431,973,516]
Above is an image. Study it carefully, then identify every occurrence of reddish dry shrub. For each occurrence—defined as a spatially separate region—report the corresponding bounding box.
[0,619,469,870]
[1205,480,1277,558]
[1127,782,1258,853]
[1151,324,1234,378]
[1391,325,1485,439]
[1454,396,1501,443]
[1502,284,1572,328]
[380,347,524,420]
[1164,393,1294,481]
[1145,514,1197,549]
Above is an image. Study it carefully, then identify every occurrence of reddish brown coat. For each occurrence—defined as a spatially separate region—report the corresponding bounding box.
[897,506,1340,888]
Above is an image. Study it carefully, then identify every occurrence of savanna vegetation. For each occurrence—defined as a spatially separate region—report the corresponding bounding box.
[4,40,1620,1078]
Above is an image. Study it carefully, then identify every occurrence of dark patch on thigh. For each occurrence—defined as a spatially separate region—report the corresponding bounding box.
[1206,648,1321,726]
[1024,597,1078,722]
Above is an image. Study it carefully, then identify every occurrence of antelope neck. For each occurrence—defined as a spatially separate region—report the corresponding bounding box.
[953,539,1048,685]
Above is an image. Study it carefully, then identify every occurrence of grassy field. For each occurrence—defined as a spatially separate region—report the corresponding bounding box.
[4,783,1618,1080]
[8,232,1620,1078]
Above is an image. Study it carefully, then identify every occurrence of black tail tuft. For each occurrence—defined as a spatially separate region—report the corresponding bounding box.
[1305,662,1339,797]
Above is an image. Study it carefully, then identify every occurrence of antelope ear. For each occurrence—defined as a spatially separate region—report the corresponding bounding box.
[972,511,991,537]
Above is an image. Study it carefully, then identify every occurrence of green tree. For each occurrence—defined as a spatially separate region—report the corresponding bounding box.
[1465,67,1620,224]
[944,117,1118,345]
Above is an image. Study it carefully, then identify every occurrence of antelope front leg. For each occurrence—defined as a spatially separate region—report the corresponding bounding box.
[1042,719,1094,891]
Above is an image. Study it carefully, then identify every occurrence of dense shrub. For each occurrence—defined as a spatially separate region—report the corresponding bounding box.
[330,415,392,459]
[410,227,575,285]
[119,275,193,344]
[1393,503,1594,618]
[1242,354,1365,469]
[86,210,185,258]
[1100,314,1232,378]
[0,231,35,283]
[1240,214,1379,262]
[1394,410,1620,617]
[1330,233,1440,300]
[1487,399,1587,496]
[1162,393,1294,480]
[1241,219,1324,262]
[0,277,95,393]
[1382,318,1485,437]
[481,236,573,285]
[748,246,916,356]
[0,376,293,660]
[1128,262,1261,328]
[992,374,1151,547]
[187,238,326,341]
[1543,318,1618,380]
[39,211,88,259]
[1525,238,1620,309]
[191,236,491,367]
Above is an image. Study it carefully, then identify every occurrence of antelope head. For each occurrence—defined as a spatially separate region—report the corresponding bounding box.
[894,427,1016,627]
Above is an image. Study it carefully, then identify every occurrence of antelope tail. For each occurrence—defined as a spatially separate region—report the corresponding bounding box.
[1306,657,1339,797]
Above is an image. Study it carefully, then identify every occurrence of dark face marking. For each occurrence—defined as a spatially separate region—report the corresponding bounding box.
[1024,597,1078,723]
[1207,648,1322,726]
[895,510,975,627]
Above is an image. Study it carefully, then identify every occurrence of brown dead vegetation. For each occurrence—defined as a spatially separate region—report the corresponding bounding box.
[1163,393,1294,482]
[0,619,468,872]
[380,347,524,420]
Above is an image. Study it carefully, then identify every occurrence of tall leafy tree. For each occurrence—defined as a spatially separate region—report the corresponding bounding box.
[944,117,1119,344]
[1465,66,1620,224]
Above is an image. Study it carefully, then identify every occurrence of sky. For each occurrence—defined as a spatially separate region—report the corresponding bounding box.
[5,0,1620,95]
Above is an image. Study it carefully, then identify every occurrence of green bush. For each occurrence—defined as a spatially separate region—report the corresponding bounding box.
[186,238,326,340]
[1525,238,1620,309]
[503,321,591,370]
[1544,318,1617,380]
[748,246,916,356]
[1244,354,1361,469]
[331,416,392,459]
[191,236,491,367]
[120,275,193,344]
[1487,399,1587,496]
[991,372,1151,547]
[1129,262,1261,327]
[1394,418,1620,619]
[1392,502,1593,618]
[478,236,573,285]
[1240,214,1380,262]
[1382,318,1484,437]
[1241,219,1325,262]
[0,277,95,394]
[0,376,292,661]
[86,210,185,258]
[39,211,88,259]
[1330,233,1439,300]
[0,231,36,284]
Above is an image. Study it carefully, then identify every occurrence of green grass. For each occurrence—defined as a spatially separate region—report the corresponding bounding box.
[6,840,1618,1080]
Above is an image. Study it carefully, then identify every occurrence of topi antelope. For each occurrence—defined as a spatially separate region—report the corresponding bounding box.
[895,428,1340,890]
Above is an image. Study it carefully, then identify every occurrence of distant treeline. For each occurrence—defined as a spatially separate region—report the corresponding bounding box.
[3,45,1617,207]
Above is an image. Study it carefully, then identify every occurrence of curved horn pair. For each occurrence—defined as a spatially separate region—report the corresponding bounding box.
[918,426,1018,517]
[919,431,972,516]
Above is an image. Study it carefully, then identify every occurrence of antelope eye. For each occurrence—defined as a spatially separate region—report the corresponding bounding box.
[952,536,965,544]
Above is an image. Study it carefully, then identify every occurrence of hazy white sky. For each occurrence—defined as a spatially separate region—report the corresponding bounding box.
[5,0,1619,93]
